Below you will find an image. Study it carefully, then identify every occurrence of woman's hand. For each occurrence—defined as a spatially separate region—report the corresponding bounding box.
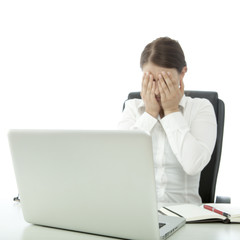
[157,71,184,116]
[141,72,161,118]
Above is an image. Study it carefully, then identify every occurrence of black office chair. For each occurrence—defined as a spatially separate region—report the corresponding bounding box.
[123,91,227,203]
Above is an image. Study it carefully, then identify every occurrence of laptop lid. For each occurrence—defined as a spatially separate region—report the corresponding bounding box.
[9,129,161,240]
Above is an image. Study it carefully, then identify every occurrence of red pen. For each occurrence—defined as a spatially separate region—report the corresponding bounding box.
[203,205,231,218]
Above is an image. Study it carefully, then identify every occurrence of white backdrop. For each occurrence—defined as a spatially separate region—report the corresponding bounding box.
[1,0,240,203]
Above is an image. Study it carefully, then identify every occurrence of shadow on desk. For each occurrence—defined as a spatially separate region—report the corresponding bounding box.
[22,225,122,240]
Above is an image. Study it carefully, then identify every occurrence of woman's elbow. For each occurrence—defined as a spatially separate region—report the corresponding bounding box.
[181,151,211,176]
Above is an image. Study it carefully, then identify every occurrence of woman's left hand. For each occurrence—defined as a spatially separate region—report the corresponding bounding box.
[157,71,184,116]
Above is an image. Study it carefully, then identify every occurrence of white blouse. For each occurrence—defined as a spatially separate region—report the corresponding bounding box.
[118,95,217,205]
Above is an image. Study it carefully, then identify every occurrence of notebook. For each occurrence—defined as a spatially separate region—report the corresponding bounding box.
[8,129,185,240]
[159,204,240,223]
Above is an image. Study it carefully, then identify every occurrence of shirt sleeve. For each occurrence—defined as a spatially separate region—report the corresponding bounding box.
[160,100,217,176]
[118,100,157,133]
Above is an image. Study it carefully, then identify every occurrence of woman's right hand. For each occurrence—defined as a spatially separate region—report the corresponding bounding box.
[141,72,161,118]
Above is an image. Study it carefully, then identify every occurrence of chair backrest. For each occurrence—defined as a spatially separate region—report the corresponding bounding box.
[124,91,225,203]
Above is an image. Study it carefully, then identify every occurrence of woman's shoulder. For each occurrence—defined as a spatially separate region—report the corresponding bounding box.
[184,95,213,107]
[184,95,215,115]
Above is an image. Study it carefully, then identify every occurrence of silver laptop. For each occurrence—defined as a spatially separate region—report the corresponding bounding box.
[8,129,185,240]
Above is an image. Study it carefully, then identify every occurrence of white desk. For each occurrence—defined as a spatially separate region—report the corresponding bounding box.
[1,200,239,240]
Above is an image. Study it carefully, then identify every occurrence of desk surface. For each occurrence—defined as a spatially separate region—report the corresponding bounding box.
[1,199,239,240]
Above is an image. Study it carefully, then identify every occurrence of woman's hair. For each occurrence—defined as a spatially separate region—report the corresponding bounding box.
[140,37,187,73]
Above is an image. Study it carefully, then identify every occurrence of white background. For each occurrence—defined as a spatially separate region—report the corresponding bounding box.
[0,0,240,203]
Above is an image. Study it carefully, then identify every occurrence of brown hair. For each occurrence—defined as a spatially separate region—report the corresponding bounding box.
[140,37,187,73]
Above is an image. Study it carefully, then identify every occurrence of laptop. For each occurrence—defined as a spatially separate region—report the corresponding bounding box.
[8,129,185,240]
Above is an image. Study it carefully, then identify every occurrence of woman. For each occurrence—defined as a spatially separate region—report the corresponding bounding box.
[118,37,217,204]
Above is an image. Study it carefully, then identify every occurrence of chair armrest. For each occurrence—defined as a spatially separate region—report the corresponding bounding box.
[215,195,231,203]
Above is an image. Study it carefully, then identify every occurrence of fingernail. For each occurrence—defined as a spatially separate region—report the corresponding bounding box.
[167,72,170,76]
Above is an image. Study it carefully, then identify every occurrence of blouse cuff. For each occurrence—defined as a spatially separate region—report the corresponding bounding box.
[133,112,158,133]
[160,112,190,133]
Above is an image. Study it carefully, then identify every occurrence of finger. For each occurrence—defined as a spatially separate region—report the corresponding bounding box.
[159,73,170,94]
[156,80,161,96]
[141,72,146,87]
[157,79,161,92]
[158,78,166,101]
[168,71,178,83]
[141,72,146,89]
[150,75,156,99]
[161,71,173,91]
[147,73,153,95]
[141,72,148,96]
